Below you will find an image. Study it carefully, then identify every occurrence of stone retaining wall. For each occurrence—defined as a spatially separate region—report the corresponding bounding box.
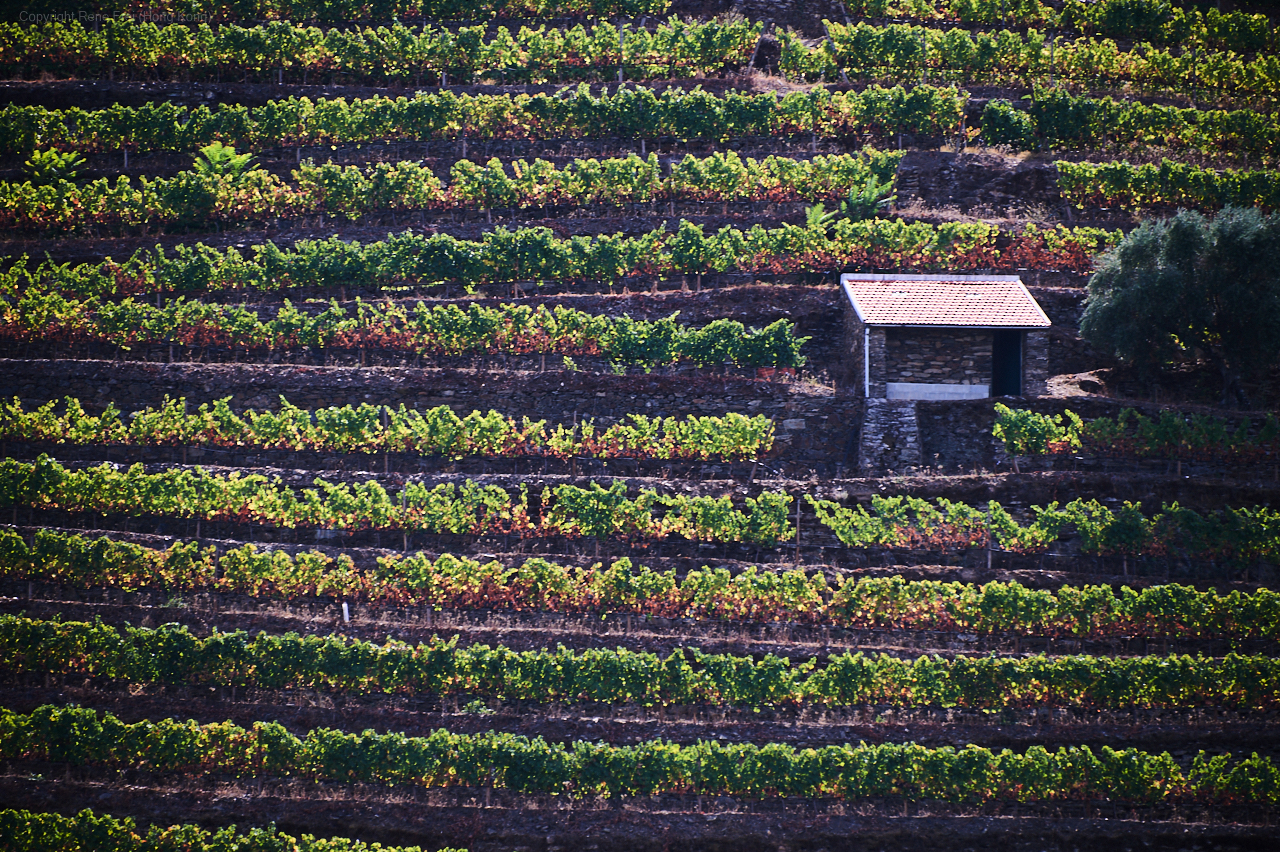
[1024,330,1050,397]
[858,399,922,473]
[884,328,990,386]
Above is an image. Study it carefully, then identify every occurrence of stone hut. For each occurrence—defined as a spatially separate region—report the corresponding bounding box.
[840,273,1051,399]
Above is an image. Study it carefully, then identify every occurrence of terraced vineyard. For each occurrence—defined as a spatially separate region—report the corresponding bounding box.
[2,0,1279,851]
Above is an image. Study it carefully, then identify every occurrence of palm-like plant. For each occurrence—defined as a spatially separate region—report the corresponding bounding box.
[805,175,897,231]
[24,149,86,186]
[192,142,255,179]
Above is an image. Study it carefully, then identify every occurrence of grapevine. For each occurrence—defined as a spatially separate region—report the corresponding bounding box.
[3,704,1274,803]
[4,527,1278,638]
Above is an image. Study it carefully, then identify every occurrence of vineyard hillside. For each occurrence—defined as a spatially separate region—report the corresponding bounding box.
[2,1,1279,851]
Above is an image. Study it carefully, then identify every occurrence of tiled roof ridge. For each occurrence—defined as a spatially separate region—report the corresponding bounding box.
[840,275,1052,328]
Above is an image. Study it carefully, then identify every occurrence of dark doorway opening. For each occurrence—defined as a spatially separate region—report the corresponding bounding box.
[991,330,1023,396]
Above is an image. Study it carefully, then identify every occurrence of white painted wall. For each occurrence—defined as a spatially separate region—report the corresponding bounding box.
[885,382,990,401]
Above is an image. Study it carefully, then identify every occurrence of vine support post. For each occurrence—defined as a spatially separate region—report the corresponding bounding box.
[618,20,625,83]
[794,499,801,565]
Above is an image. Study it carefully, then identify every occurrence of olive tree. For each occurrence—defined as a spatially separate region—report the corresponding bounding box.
[1080,207,1280,406]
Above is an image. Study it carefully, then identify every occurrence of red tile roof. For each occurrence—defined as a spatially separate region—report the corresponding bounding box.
[841,274,1051,328]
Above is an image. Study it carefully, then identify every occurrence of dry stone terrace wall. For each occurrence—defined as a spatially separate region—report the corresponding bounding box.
[1027,286,1087,327]
[0,359,863,468]
[1024,329,1049,397]
[894,150,1066,216]
[883,328,991,386]
[1029,285,1107,377]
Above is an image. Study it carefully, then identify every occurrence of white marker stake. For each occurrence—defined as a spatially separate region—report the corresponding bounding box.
[342,602,350,623]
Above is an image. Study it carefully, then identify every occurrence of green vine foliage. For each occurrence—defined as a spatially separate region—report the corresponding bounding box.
[805,493,1280,561]
[0,17,755,84]
[0,456,794,546]
[0,295,810,369]
[4,615,1279,709]
[780,18,1280,102]
[3,529,1278,639]
[993,403,1280,464]
[0,84,966,156]
[0,148,902,234]
[19,0,670,23]
[3,704,1277,802]
[3,450,1279,560]
[787,0,1272,52]
[0,808,465,852]
[1057,160,1280,213]
[0,220,1117,302]
[1018,89,1279,159]
[0,396,775,461]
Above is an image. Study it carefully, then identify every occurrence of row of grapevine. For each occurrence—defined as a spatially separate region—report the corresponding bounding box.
[25,0,671,23]
[0,18,759,83]
[1056,159,1280,211]
[0,396,776,461]
[9,3,1273,81]
[0,808,462,852]
[26,0,1269,48]
[993,403,1280,465]
[6,88,1272,163]
[807,494,1280,561]
[7,528,1279,638]
[0,149,901,233]
[0,84,967,155]
[981,89,1280,158]
[9,152,1273,235]
[5,616,1278,709]
[0,295,810,368]
[780,22,1280,101]
[0,457,796,544]
[5,456,1280,559]
[813,0,1274,53]
[1,220,1117,301]
[5,704,1276,802]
